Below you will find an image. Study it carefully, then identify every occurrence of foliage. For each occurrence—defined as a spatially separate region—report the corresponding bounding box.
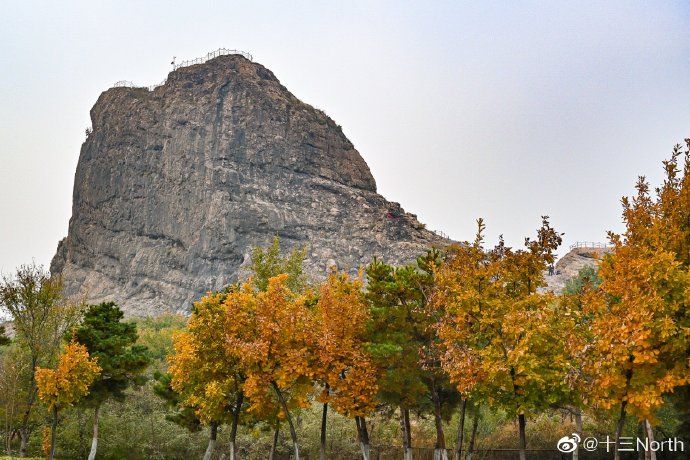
[133,314,187,365]
[35,341,101,412]
[310,271,378,417]
[364,257,427,411]
[0,343,31,449]
[563,265,601,295]
[0,264,80,366]
[4,143,690,456]
[0,263,83,454]
[168,293,243,425]
[250,236,307,293]
[152,371,202,432]
[577,144,690,426]
[74,302,150,406]
[0,326,9,347]
[225,275,313,420]
[433,218,569,416]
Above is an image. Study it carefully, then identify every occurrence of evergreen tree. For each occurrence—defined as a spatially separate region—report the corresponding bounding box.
[365,252,459,460]
[74,302,150,460]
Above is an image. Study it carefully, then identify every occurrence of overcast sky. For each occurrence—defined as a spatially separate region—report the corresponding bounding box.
[1,1,689,274]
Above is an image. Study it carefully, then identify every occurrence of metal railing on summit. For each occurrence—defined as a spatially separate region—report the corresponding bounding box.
[112,48,253,92]
[569,241,613,250]
[172,48,253,70]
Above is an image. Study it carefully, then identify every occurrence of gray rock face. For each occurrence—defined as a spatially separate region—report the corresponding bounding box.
[51,54,448,316]
[544,246,611,293]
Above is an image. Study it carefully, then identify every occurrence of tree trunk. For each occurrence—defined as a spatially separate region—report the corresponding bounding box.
[356,416,371,460]
[272,382,300,460]
[432,387,448,460]
[268,423,280,460]
[18,428,28,458]
[614,400,628,460]
[466,408,479,460]
[202,422,218,460]
[48,406,58,460]
[87,404,100,460]
[229,391,243,460]
[320,401,328,460]
[18,371,37,459]
[401,408,413,460]
[644,419,656,460]
[454,400,467,460]
[638,422,646,460]
[517,414,527,460]
[573,408,583,460]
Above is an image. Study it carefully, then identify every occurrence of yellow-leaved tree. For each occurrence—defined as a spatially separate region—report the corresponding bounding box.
[433,218,568,460]
[579,144,690,460]
[168,292,245,460]
[225,274,313,460]
[310,271,378,460]
[35,341,100,460]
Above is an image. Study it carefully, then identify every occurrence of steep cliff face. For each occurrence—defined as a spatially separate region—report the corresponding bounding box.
[51,54,448,315]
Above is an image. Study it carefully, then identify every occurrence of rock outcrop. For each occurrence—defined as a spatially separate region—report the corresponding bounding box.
[51,54,449,316]
[544,246,611,293]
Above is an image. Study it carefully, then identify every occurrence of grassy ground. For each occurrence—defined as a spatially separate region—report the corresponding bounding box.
[0,457,42,459]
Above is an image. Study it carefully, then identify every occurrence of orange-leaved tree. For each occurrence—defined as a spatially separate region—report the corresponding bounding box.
[169,291,245,460]
[434,218,568,460]
[225,274,313,460]
[35,340,100,460]
[558,266,602,460]
[310,271,378,460]
[579,144,690,460]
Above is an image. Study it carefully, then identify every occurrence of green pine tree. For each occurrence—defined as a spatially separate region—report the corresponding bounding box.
[74,302,150,460]
[365,253,449,460]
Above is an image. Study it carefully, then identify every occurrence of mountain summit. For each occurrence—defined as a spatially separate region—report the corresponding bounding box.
[51,53,448,315]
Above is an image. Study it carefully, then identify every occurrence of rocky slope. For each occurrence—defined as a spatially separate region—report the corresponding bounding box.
[544,246,611,293]
[51,54,449,315]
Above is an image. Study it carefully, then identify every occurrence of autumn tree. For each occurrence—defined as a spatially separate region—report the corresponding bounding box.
[169,292,246,460]
[434,218,568,460]
[310,271,378,460]
[35,341,100,460]
[578,144,690,460]
[0,264,82,456]
[559,265,603,460]
[225,275,313,460]
[73,302,150,460]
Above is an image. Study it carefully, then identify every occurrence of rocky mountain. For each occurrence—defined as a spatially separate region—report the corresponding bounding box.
[51,53,449,316]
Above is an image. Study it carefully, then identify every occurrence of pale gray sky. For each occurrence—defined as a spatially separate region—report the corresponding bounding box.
[1,1,689,274]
